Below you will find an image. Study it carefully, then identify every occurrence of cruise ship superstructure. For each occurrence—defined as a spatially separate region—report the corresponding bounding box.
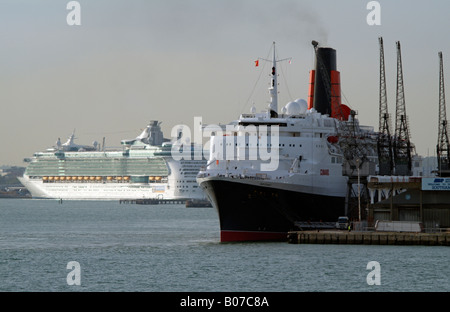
[19,121,206,200]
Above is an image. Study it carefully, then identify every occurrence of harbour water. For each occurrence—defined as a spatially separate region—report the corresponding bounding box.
[0,198,449,293]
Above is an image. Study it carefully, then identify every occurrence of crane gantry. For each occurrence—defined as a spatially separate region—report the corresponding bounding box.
[393,41,413,176]
[377,37,394,176]
[437,51,450,177]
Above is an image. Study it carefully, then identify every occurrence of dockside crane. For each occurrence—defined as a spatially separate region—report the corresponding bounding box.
[311,40,369,174]
[437,51,450,177]
[393,41,413,176]
[377,37,394,176]
[311,40,373,220]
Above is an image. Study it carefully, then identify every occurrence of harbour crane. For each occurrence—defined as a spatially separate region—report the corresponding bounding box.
[393,41,413,176]
[437,51,450,176]
[377,37,394,176]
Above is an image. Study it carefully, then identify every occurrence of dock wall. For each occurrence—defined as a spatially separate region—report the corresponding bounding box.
[287,231,450,246]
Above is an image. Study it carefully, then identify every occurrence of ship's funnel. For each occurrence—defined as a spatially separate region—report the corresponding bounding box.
[309,47,340,117]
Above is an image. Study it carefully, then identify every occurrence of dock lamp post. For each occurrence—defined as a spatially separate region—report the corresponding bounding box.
[357,158,361,222]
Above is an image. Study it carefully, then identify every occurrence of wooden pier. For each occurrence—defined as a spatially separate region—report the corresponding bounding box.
[287,230,450,246]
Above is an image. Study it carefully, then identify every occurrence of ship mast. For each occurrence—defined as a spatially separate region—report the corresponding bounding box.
[269,42,278,117]
[256,42,291,118]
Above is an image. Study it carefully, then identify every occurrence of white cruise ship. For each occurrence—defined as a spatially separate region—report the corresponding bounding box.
[19,121,207,201]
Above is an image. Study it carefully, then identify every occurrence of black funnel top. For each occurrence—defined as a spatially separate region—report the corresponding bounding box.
[313,47,337,115]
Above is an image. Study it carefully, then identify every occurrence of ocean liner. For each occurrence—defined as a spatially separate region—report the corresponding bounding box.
[19,121,207,201]
[197,42,378,242]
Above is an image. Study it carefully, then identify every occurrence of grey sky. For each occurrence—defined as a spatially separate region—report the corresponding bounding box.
[1,0,450,166]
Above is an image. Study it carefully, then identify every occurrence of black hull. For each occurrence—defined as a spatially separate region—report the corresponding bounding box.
[200,178,345,242]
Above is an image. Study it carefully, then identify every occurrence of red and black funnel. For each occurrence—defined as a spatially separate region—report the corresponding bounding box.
[308,45,350,120]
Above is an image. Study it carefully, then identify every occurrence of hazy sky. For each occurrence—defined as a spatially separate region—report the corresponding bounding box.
[1,0,450,166]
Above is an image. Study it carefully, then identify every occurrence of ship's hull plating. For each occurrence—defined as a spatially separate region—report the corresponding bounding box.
[200,177,345,242]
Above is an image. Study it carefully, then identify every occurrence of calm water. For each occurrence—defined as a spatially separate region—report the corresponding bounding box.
[0,198,448,292]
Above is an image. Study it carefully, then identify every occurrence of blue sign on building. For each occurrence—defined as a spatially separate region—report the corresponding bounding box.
[422,178,450,191]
